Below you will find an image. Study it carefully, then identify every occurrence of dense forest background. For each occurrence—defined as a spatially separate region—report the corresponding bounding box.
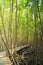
[0,0,43,50]
[0,0,43,65]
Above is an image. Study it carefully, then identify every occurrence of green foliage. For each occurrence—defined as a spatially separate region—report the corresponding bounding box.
[0,0,43,46]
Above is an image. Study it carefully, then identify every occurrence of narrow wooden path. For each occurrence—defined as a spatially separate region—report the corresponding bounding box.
[0,52,11,65]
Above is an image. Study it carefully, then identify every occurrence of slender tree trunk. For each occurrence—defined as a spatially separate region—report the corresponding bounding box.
[14,0,18,54]
[26,13,28,44]
[37,2,43,44]
[8,0,14,51]
[34,11,38,48]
